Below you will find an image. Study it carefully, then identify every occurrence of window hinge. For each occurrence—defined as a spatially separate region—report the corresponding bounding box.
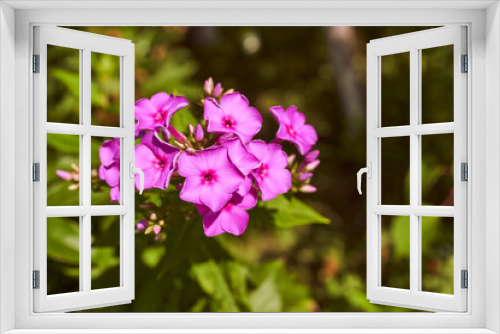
[461,162,468,181]
[33,54,40,73]
[33,163,40,182]
[461,270,468,289]
[461,54,468,73]
[33,270,40,289]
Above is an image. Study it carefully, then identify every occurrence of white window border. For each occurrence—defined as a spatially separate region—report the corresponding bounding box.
[1,1,499,333]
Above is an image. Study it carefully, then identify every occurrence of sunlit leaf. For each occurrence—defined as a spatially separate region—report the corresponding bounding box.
[142,246,166,269]
[249,276,282,312]
[191,260,239,312]
[261,195,330,227]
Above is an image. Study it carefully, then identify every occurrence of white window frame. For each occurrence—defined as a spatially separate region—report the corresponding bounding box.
[1,1,499,333]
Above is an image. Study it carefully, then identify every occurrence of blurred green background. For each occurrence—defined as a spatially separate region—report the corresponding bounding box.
[45,26,455,312]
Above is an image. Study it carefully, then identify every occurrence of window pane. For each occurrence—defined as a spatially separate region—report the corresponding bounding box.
[421,216,454,294]
[92,137,121,205]
[91,215,121,290]
[421,45,454,124]
[381,52,410,127]
[47,217,80,295]
[421,134,454,206]
[47,133,80,206]
[381,215,410,290]
[47,45,80,124]
[381,136,410,205]
[91,52,121,127]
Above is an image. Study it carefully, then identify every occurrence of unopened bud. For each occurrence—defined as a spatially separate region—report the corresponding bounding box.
[300,184,317,193]
[204,77,214,96]
[194,124,204,141]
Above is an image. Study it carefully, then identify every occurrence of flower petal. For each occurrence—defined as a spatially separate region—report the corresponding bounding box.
[177,151,202,177]
[179,176,203,205]
[236,175,253,196]
[100,164,120,188]
[202,211,225,237]
[223,138,260,175]
[219,206,249,236]
[219,92,250,116]
[199,183,232,213]
[258,168,292,201]
[234,187,258,210]
[99,139,120,167]
[110,186,120,203]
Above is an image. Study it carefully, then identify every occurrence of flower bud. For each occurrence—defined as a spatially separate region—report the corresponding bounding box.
[304,150,320,163]
[56,170,72,181]
[300,184,317,193]
[304,159,320,171]
[188,124,195,136]
[194,124,204,141]
[175,183,183,190]
[149,213,157,221]
[167,124,187,144]
[136,219,148,230]
[299,172,313,181]
[204,77,214,96]
[287,154,296,166]
[153,225,162,235]
[213,83,222,97]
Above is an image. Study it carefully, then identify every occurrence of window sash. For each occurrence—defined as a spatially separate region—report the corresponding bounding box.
[366,26,468,312]
[32,25,136,313]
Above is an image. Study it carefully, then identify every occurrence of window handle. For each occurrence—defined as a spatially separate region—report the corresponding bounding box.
[357,162,372,195]
[129,161,144,195]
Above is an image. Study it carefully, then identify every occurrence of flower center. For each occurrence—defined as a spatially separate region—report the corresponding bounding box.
[201,170,217,184]
[257,163,269,178]
[156,159,166,169]
[222,116,236,129]
[286,124,296,138]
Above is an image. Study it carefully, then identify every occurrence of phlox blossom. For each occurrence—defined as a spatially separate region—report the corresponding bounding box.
[269,106,318,155]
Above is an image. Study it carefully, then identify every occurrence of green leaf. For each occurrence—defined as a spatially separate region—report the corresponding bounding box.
[390,216,411,259]
[261,195,330,228]
[248,275,282,312]
[47,133,80,154]
[191,260,239,312]
[47,217,80,265]
[51,69,79,98]
[141,246,166,269]
[170,108,198,133]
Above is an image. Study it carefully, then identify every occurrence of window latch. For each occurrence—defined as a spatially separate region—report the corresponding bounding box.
[130,162,144,195]
[357,162,372,195]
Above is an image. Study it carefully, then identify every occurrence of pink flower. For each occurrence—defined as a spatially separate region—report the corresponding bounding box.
[197,188,258,237]
[177,146,245,212]
[204,92,262,144]
[269,106,318,155]
[247,140,292,201]
[135,92,188,132]
[221,137,260,196]
[98,138,121,203]
[135,132,180,190]
[221,138,260,176]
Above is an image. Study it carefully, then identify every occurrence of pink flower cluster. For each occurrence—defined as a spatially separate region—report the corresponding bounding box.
[57,78,320,237]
